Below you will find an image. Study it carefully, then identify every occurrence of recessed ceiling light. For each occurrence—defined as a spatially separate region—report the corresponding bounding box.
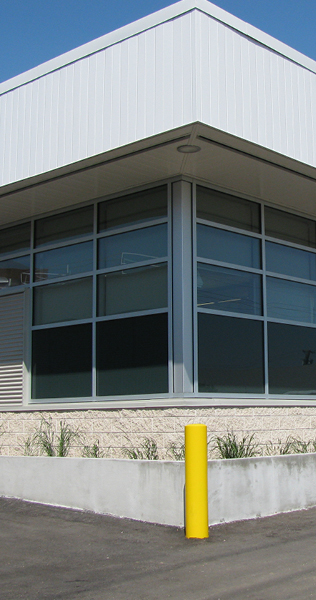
[177,144,201,153]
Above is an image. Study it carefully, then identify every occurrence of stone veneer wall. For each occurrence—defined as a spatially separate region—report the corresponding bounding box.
[1,406,316,457]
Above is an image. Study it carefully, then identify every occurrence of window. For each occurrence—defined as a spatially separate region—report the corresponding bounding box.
[196,185,316,398]
[30,185,169,400]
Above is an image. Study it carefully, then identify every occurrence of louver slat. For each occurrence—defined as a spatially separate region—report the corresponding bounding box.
[0,294,24,404]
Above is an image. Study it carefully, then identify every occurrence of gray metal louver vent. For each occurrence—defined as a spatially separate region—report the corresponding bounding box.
[0,294,24,404]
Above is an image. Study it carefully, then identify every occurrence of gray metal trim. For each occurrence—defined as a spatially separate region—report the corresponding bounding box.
[172,180,194,393]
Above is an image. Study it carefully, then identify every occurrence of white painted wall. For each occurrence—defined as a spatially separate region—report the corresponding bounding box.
[1,1,316,188]
[1,454,316,527]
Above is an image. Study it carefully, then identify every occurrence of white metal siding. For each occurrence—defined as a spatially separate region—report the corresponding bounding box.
[195,10,316,167]
[1,6,316,188]
[0,12,195,188]
[0,294,24,404]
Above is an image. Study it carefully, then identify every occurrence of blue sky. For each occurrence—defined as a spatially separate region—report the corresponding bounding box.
[1,0,316,84]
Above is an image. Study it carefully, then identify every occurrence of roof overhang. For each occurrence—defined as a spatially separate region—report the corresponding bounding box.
[0,121,316,227]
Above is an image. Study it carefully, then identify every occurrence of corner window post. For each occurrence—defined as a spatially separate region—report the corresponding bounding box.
[172,180,194,393]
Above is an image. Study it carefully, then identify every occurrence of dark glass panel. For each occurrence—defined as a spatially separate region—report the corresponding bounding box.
[33,277,92,325]
[197,264,262,315]
[0,255,30,289]
[196,186,260,232]
[197,224,261,268]
[266,241,316,281]
[35,205,93,247]
[98,224,167,269]
[267,277,316,324]
[34,241,93,282]
[198,313,264,393]
[32,324,92,399]
[96,313,168,395]
[0,222,31,256]
[268,322,316,394]
[98,264,167,316]
[265,206,316,248]
[98,186,167,232]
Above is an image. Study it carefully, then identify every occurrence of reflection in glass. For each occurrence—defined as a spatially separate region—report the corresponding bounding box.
[196,186,260,232]
[268,322,316,394]
[35,205,93,247]
[266,241,316,281]
[33,278,92,325]
[197,224,260,268]
[32,324,92,398]
[98,264,167,316]
[198,313,264,393]
[197,264,262,315]
[0,222,31,256]
[34,241,93,282]
[98,224,167,269]
[98,186,167,232]
[0,255,30,288]
[265,206,316,248]
[267,277,316,324]
[96,313,168,395]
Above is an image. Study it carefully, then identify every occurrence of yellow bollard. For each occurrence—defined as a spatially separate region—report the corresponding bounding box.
[185,424,209,539]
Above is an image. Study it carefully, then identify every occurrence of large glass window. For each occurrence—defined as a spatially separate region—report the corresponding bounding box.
[98,224,167,269]
[35,206,93,247]
[197,224,261,269]
[197,186,260,232]
[268,323,316,394]
[198,313,264,393]
[97,264,167,316]
[33,278,92,325]
[96,314,169,396]
[28,184,169,401]
[197,264,262,316]
[34,241,93,282]
[0,222,31,256]
[98,186,167,232]
[196,184,316,398]
[32,324,92,399]
[0,255,30,288]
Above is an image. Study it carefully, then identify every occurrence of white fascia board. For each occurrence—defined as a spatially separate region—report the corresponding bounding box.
[1,0,316,96]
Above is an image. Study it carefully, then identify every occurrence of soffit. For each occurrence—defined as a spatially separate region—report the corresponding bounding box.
[0,123,316,227]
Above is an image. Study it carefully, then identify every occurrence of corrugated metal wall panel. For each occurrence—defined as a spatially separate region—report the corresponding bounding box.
[2,8,316,188]
[0,294,24,404]
[195,11,316,166]
[0,12,195,187]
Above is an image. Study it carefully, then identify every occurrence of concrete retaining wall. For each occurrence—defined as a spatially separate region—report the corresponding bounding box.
[1,453,316,527]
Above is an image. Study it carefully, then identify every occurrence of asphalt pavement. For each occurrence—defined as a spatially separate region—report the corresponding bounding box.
[1,496,316,599]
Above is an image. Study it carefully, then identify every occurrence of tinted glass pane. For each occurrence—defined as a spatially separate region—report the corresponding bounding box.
[268,322,316,394]
[196,186,260,232]
[267,277,316,324]
[98,264,167,316]
[197,224,260,268]
[265,206,316,248]
[266,241,316,281]
[0,255,30,289]
[34,278,92,325]
[0,222,30,256]
[35,206,93,247]
[98,186,167,232]
[197,264,262,315]
[34,241,93,282]
[98,224,167,269]
[96,313,168,395]
[32,324,92,399]
[198,313,264,393]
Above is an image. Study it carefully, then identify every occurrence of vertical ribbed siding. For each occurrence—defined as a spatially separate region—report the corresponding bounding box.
[0,294,24,404]
[195,11,316,166]
[2,8,316,188]
[0,12,195,188]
